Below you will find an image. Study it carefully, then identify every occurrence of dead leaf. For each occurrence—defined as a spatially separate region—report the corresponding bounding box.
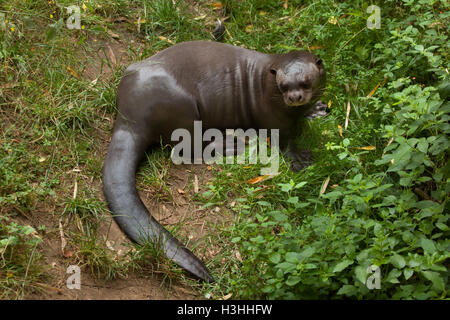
[72,179,78,199]
[320,176,330,195]
[58,219,67,256]
[106,45,116,66]
[194,14,207,20]
[247,174,278,184]
[225,28,233,40]
[177,188,185,194]
[345,101,351,130]
[367,82,381,98]
[246,175,269,184]
[327,100,332,108]
[283,0,288,9]
[194,175,199,193]
[157,36,174,44]
[386,137,394,148]
[222,293,233,300]
[89,78,98,87]
[212,2,223,9]
[107,29,120,39]
[235,250,242,262]
[106,240,115,251]
[63,249,74,258]
[136,17,141,33]
[367,76,388,98]
[354,146,376,151]
[66,66,79,79]
[382,137,394,156]
[135,18,146,24]
[308,45,324,50]
[337,124,343,138]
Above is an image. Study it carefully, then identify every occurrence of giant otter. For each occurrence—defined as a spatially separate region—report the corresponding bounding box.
[103,41,326,282]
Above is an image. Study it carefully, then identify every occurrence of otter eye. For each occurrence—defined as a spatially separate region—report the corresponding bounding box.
[298,80,311,89]
[280,84,289,91]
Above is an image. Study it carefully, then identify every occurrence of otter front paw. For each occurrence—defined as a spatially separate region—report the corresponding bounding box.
[286,149,313,172]
[305,100,328,120]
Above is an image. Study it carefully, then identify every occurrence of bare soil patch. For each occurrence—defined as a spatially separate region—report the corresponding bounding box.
[24,27,231,300]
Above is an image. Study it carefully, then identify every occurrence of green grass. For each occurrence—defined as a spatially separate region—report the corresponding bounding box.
[1,0,449,299]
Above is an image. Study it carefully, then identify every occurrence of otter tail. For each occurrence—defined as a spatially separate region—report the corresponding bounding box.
[102,127,214,282]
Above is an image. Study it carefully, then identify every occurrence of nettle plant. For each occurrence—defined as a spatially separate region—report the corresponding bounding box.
[0,216,44,285]
[232,83,449,298]
[227,2,449,299]
[376,79,449,192]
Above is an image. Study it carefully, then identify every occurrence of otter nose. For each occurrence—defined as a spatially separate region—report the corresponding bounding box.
[288,92,303,103]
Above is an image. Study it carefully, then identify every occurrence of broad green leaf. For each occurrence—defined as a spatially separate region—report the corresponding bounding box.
[355,266,367,284]
[299,247,316,259]
[269,252,281,264]
[422,271,445,291]
[386,268,401,284]
[420,238,437,255]
[390,254,406,269]
[276,262,296,272]
[337,285,357,296]
[403,268,414,280]
[332,259,353,273]
[417,138,428,153]
[294,181,307,189]
[285,252,301,263]
[287,197,298,204]
[286,275,301,286]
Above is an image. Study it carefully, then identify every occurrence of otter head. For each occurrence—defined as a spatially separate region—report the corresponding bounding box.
[270,52,325,107]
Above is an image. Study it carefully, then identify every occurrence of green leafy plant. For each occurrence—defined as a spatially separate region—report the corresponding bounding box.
[206,0,449,300]
[0,216,45,299]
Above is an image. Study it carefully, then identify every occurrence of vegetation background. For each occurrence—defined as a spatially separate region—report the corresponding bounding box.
[0,0,448,299]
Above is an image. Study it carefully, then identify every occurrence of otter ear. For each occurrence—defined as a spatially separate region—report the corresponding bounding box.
[270,68,277,75]
[316,58,325,76]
